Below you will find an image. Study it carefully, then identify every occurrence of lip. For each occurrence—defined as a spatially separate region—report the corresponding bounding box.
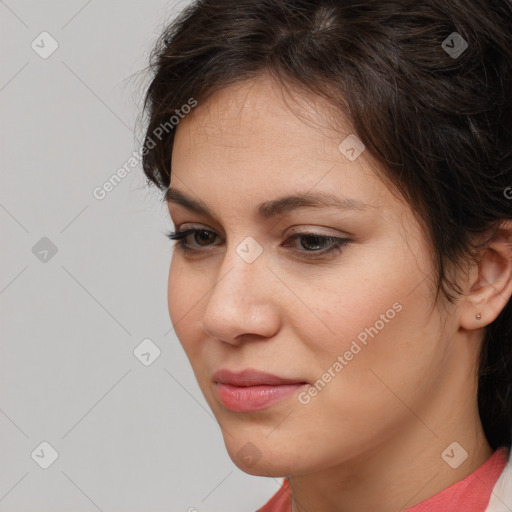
[212,368,306,386]
[213,368,308,412]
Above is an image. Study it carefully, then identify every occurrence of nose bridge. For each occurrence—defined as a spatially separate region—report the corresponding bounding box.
[202,235,273,341]
[209,235,265,306]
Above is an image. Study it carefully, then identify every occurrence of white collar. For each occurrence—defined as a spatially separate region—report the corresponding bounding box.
[484,448,512,512]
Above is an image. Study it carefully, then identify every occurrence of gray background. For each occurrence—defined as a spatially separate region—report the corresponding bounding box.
[0,1,282,510]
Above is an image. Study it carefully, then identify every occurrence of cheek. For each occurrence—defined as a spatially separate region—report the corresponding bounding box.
[297,239,443,388]
[304,279,445,424]
[167,256,201,354]
[289,290,445,462]
[167,257,181,325]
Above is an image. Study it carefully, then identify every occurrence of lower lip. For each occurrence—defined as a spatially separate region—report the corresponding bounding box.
[215,382,306,412]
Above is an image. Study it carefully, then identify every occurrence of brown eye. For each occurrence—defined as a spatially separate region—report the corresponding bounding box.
[165,228,220,253]
[166,228,350,259]
[297,234,328,251]
[194,230,216,246]
[283,233,351,259]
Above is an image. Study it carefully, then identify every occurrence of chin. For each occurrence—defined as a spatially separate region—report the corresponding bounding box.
[229,452,293,477]
[221,436,300,477]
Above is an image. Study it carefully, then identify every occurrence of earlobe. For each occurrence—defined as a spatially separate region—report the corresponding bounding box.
[459,220,512,331]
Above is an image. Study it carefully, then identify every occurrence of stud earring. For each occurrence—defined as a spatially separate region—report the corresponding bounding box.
[475,313,482,320]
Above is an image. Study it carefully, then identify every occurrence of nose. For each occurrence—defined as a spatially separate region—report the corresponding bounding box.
[201,241,280,345]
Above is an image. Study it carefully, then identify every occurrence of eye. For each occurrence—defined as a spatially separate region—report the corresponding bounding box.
[165,228,350,258]
[165,228,220,253]
[283,232,350,257]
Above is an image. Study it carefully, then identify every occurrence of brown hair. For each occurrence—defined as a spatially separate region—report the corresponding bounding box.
[140,0,512,449]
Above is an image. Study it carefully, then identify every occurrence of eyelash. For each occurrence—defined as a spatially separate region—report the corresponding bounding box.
[164,228,350,259]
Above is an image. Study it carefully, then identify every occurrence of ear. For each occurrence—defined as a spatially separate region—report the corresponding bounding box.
[459,220,512,330]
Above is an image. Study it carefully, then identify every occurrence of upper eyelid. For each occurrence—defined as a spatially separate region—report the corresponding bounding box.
[174,223,349,237]
[174,227,348,243]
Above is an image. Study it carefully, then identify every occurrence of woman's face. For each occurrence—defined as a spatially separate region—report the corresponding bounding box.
[166,75,465,476]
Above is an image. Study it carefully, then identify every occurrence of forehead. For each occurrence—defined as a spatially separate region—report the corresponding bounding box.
[178,75,347,151]
[175,78,364,171]
[170,75,404,220]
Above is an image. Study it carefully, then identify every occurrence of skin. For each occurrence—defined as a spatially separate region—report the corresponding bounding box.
[166,73,512,512]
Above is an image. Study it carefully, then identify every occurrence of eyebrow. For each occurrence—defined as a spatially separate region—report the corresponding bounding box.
[164,187,370,219]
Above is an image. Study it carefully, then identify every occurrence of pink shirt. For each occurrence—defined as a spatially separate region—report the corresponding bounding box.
[256,446,510,512]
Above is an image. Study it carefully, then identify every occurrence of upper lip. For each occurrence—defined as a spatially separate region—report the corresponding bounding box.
[213,368,307,387]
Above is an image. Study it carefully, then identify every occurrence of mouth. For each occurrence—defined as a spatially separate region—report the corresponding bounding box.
[212,368,308,412]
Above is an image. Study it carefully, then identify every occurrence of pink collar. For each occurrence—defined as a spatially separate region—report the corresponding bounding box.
[406,446,509,512]
[256,446,511,512]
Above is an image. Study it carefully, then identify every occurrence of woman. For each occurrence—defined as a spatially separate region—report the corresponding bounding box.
[140,0,512,510]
